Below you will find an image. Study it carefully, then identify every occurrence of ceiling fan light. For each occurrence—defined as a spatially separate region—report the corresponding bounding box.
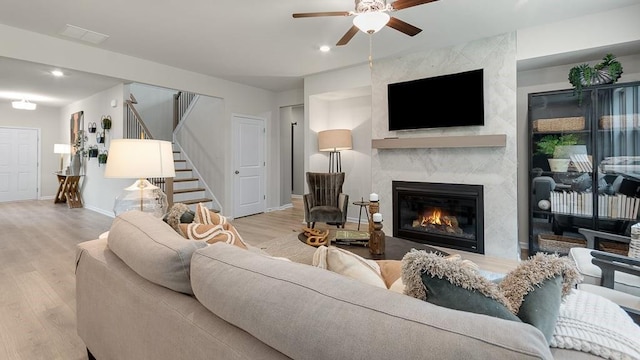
[353,12,390,34]
[12,99,37,110]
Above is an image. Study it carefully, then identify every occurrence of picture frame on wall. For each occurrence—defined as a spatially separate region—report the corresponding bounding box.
[70,111,84,150]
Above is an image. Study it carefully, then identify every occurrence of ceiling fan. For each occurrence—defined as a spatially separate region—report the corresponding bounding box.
[292,0,439,46]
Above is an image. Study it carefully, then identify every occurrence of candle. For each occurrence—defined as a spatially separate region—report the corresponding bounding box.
[369,193,379,202]
[372,213,382,222]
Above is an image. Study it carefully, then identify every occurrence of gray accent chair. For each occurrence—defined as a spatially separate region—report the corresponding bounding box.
[303,172,348,228]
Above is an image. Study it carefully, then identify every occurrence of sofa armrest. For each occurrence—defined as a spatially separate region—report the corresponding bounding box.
[590,250,640,289]
[338,193,349,223]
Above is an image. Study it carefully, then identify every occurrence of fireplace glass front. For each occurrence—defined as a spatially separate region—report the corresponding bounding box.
[393,181,484,253]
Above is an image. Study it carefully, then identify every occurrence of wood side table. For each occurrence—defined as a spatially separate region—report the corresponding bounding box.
[55,174,83,208]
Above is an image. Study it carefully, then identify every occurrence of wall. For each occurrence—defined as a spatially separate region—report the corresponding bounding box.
[175,95,226,211]
[279,105,304,206]
[0,103,61,198]
[0,24,286,217]
[128,83,176,141]
[61,84,130,216]
[370,33,519,260]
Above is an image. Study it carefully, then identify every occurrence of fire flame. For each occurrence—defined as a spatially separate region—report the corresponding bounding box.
[421,208,453,227]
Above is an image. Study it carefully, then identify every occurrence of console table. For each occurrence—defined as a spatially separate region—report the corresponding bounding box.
[54,174,83,208]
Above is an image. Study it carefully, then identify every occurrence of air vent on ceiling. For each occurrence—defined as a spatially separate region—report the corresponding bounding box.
[59,24,109,44]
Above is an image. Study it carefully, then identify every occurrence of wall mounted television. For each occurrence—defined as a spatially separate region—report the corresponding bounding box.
[387,69,484,131]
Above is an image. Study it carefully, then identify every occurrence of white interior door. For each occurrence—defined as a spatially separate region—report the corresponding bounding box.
[233,114,265,218]
[0,127,38,202]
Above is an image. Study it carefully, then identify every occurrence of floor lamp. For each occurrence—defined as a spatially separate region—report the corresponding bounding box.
[104,139,175,218]
[53,143,71,172]
[318,129,352,173]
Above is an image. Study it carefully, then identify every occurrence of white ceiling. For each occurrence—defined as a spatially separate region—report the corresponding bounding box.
[1,0,640,107]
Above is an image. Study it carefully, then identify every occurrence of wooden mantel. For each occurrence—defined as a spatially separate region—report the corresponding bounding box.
[371,134,506,149]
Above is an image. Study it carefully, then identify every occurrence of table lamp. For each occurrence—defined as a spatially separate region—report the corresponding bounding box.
[53,143,71,172]
[318,129,352,173]
[104,139,175,218]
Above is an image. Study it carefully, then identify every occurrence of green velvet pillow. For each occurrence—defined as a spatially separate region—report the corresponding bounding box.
[498,253,581,343]
[402,250,520,322]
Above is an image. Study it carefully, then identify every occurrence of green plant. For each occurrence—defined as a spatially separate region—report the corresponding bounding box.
[536,134,580,157]
[73,130,89,157]
[568,53,623,104]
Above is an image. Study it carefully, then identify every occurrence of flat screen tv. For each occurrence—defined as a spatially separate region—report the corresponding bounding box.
[387,69,484,131]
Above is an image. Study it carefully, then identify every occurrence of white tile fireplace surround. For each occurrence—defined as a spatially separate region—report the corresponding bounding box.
[370,33,519,260]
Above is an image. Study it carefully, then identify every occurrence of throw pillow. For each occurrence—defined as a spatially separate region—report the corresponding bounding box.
[178,223,248,249]
[312,246,387,288]
[498,253,582,343]
[402,250,520,321]
[376,260,402,288]
[195,202,228,225]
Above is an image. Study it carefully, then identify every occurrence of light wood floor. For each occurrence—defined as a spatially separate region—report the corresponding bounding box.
[0,199,520,359]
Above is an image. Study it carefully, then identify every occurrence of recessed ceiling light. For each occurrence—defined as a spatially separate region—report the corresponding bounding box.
[51,70,64,77]
[12,99,37,110]
[319,45,331,53]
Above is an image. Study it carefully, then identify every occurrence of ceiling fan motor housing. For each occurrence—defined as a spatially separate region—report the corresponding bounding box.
[355,0,389,13]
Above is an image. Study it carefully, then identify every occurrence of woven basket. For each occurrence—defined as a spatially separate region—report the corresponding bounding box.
[538,234,586,254]
[598,241,629,256]
[599,114,639,129]
[533,117,585,132]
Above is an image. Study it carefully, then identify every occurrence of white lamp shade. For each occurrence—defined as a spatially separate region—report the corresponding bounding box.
[353,12,390,34]
[53,143,71,154]
[318,129,352,152]
[104,139,175,179]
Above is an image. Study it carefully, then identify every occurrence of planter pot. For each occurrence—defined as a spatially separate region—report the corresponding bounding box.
[98,152,108,166]
[101,116,112,130]
[548,159,570,172]
[88,149,99,158]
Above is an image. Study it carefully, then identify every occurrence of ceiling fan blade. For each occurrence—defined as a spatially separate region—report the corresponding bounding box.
[292,11,351,18]
[336,26,359,46]
[390,0,438,11]
[386,17,422,36]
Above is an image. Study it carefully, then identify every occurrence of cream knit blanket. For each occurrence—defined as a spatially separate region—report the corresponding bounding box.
[551,290,640,360]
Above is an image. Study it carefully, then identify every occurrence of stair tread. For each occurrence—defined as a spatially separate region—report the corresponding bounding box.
[178,198,213,205]
[174,187,206,194]
[173,177,199,182]
[175,168,192,172]
[174,159,186,163]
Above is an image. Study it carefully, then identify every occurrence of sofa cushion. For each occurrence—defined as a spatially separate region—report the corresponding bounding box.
[312,246,387,288]
[499,253,581,343]
[191,243,554,360]
[107,210,207,295]
[402,250,520,322]
[178,223,247,249]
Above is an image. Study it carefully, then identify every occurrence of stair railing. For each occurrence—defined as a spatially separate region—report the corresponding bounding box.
[124,93,174,208]
[173,91,197,130]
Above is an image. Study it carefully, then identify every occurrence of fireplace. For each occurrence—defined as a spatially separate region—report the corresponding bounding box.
[392,181,484,254]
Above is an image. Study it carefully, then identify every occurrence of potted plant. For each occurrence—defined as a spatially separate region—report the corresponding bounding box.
[101,115,112,130]
[98,151,108,166]
[568,53,623,104]
[536,134,580,172]
[88,145,99,158]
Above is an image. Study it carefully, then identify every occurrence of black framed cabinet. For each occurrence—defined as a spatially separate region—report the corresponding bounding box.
[528,81,640,255]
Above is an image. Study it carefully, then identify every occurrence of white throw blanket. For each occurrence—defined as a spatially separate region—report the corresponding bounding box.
[551,290,640,360]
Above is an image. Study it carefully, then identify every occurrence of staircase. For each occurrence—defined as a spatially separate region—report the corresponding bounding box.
[171,148,214,209]
[124,92,217,211]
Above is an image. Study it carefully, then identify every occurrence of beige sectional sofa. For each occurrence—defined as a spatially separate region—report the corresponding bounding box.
[75,211,605,360]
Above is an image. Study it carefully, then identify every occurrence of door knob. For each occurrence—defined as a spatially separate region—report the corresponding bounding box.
[235,170,239,174]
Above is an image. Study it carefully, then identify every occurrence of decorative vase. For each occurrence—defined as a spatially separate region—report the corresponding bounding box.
[70,153,82,175]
